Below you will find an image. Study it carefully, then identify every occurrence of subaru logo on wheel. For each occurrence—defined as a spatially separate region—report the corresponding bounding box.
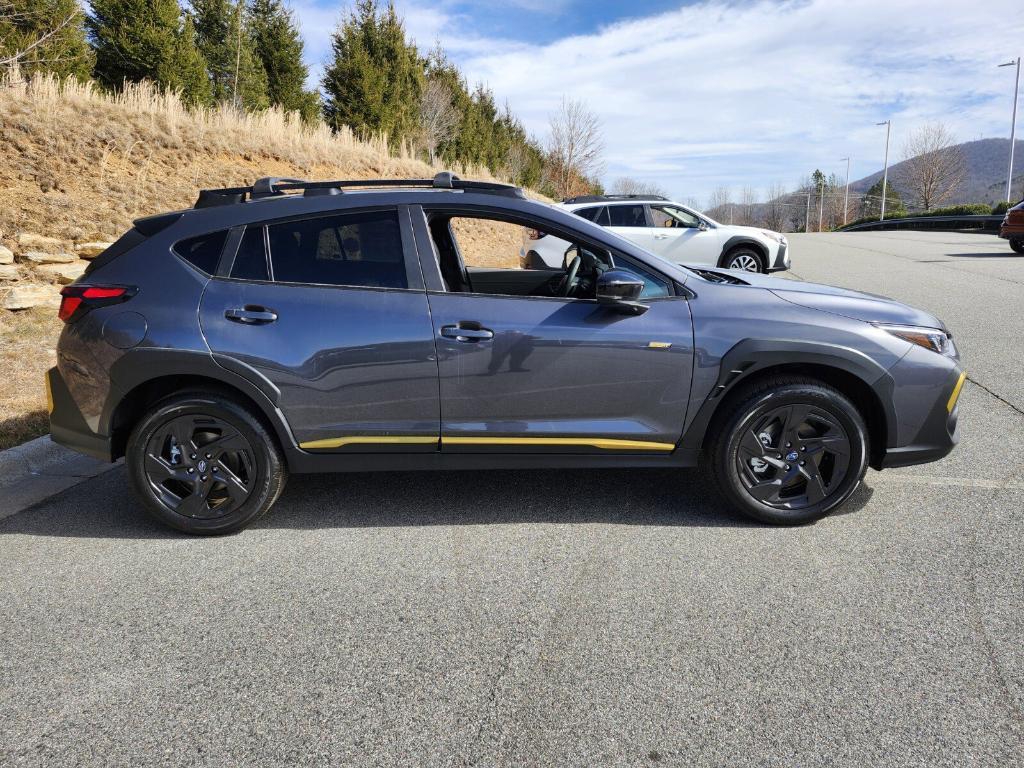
[786,451,799,462]
[197,459,208,473]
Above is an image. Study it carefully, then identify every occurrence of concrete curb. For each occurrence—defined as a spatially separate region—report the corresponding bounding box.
[0,436,120,521]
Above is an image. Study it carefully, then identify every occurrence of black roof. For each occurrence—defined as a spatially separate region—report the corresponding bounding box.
[562,193,670,204]
[194,171,525,209]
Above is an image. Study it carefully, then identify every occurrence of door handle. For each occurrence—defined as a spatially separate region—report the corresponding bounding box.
[654,233,670,240]
[441,324,493,342]
[225,306,278,324]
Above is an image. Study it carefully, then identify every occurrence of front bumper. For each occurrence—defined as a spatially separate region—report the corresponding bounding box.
[766,241,789,272]
[877,368,964,469]
[47,366,114,462]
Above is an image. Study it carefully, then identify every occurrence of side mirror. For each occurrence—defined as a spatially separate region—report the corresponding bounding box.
[698,220,709,231]
[596,269,648,315]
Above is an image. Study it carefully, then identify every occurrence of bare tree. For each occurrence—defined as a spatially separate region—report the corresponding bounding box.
[611,176,667,197]
[546,97,604,198]
[762,183,788,232]
[896,122,966,210]
[706,186,732,221]
[418,78,458,164]
[735,185,758,225]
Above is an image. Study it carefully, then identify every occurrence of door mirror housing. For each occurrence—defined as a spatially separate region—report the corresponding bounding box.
[698,220,709,231]
[596,269,648,315]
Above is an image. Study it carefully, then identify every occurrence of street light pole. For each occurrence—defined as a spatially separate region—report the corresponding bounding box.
[840,157,850,225]
[999,57,1020,203]
[877,120,891,221]
[817,176,825,232]
[805,193,811,233]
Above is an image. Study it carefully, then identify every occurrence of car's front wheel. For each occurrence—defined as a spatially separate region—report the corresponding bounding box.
[1010,237,1024,254]
[127,391,287,534]
[724,247,764,273]
[705,377,869,524]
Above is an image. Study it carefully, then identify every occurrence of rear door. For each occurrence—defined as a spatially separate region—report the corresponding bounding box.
[198,205,440,451]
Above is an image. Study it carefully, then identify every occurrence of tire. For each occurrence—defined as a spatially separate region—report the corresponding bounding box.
[724,247,764,273]
[127,390,287,535]
[703,377,869,525]
[1010,237,1024,254]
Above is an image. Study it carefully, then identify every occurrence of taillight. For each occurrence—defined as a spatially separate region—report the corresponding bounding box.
[525,228,546,240]
[58,285,135,323]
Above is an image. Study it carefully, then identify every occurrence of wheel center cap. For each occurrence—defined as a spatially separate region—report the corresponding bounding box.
[786,451,799,462]
[197,459,208,473]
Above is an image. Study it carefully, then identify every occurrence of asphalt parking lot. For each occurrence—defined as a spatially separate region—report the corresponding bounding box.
[2,231,1022,767]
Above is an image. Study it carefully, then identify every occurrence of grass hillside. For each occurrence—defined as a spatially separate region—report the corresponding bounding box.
[0,74,522,450]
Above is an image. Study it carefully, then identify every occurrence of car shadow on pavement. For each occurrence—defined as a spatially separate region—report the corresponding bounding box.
[946,251,1022,258]
[0,466,876,539]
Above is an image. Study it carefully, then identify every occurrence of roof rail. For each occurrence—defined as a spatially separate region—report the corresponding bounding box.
[562,193,670,204]
[193,172,525,208]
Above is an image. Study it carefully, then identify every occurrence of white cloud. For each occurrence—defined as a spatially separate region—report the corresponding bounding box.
[296,0,1022,203]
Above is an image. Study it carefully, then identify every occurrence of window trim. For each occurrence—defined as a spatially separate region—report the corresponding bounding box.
[214,204,423,292]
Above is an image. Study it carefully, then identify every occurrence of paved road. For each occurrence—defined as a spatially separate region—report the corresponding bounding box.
[2,232,1023,767]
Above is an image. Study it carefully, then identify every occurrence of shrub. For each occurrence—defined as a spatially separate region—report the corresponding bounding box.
[992,201,1011,215]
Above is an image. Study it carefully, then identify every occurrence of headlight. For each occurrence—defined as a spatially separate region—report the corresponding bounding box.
[760,230,785,244]
[877,323,951,354]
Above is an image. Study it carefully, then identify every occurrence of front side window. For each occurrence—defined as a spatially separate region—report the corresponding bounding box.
[650,205,701,229]
[607,205,647,227]
[267,210,407,289]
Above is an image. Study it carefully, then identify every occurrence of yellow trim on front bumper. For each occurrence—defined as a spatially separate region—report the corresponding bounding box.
[441,436,675,451]
[44,371,54,415]
[947,371,967,413]
[299,435,438,450]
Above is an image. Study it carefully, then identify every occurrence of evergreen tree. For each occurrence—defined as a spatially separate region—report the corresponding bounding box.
[190,0,268,110]
[861,178,905,218]
[322,0,422,148]
[0,0,94,80]
[249,0,318,122]
[88,0,211,105]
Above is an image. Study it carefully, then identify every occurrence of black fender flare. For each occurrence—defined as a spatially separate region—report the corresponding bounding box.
[718,236,768,268]
[679,338,897,451]
[103,348,297,452]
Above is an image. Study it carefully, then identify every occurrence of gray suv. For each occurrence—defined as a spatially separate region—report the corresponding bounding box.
[48,174,964,534]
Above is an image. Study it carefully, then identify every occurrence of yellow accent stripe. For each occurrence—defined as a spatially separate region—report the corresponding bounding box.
[299,435,438,450]
[647,341,672,349]
[44,372,53,415]
[441,436,675,451]
[947,371,967,413]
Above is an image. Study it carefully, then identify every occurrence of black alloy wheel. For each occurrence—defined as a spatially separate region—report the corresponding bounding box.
[1010,237,1024,254]
[705,377,869,525]
[734,404,851,510]
[128,392,286,534]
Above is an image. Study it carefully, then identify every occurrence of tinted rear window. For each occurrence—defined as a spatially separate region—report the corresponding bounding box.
[231,226,269,281]
[607,205,647,227]
[174,231,228,274]
[576,206,610,225]
[267,210,407,288]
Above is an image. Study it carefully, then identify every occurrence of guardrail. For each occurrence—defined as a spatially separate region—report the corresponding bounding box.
[839,215,1004,233]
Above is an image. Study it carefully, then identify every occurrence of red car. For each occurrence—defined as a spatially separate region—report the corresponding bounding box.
[999,199,1024,253]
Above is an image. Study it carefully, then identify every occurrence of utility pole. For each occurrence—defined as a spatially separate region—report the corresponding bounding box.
[805,193,811,233]
[840,157,851,225]
[233,0,243,107]
[998,57,1020,202]
[877,120,891,220]
[817,177,825,232]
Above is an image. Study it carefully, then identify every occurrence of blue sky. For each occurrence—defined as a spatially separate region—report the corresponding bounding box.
[290,0,1023,205]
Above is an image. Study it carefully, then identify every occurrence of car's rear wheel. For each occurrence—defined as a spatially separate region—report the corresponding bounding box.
[127,391,287,535]
[1010,237,1024,254]
[705,377,869,525]
[724,247,764,273]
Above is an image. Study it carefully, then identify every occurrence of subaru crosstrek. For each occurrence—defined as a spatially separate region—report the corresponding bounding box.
[48,173,963,534]
[522,194,789,273]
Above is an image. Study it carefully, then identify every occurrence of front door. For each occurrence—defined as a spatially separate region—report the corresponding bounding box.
[413,207,694,453]
[198,206,440,451]
[644,204,722,266]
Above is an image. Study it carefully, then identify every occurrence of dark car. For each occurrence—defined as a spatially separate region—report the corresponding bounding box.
[998,199,1024,253]
[48,173,965,534]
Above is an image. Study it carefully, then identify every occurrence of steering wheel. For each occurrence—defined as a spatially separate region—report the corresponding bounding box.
[560,254,582,297]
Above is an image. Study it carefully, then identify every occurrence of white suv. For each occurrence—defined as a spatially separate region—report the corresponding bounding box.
[522,195,790,273]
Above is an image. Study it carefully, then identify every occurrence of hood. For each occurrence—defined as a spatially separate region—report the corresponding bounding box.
[698,269,945,329]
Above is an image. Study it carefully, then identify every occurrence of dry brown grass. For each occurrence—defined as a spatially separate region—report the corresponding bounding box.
[0,307,61,449]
